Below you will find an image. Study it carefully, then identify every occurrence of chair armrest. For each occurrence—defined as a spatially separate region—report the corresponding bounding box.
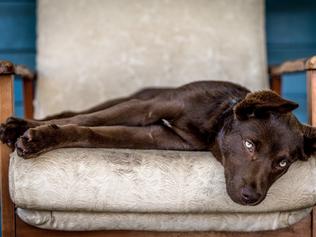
[268,56,316,126]
[0,61,14,119]
[0,60,36,119]
[0,60,36,80]
[268,56,316,95]
[15,64,36,81]
[269,56,316,76]
[0,61,15,75]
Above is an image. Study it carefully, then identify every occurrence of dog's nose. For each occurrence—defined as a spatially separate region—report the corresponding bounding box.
[240,186,261,205]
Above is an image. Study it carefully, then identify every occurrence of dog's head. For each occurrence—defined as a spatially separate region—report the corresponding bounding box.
[217,90,316,205]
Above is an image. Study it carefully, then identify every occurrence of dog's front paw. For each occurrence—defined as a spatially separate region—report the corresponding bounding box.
[15,124,59,159]
[0,117,30,150]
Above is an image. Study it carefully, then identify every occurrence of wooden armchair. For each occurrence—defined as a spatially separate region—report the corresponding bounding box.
[0,56,316,237]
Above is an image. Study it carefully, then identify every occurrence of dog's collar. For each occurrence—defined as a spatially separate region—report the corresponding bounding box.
[223,98,241,114]
[205,98,241,144]
[229,98,239,106]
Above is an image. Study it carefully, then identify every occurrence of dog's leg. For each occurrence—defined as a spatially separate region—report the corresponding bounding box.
[43,98,182,127]
[0,97,138,148]
[1,97,180,148]
[37,97,129,121]
[38,88,171,121]
[0,117,40,150]
[15,124,194,159]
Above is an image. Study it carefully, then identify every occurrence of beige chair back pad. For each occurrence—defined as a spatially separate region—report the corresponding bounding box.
[35,0,267,118]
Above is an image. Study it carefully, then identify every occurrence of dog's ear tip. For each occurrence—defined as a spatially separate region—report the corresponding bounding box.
[234,91,299,119]
[293,103,299,110]
[283,101,299,111]
[302,124,316,158]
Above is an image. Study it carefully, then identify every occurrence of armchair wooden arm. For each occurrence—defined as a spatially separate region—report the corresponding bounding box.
[269,56,316,76]
[0,61,36,119]
[14,65,36,81]
[269,56,316,125]
[0,60,15,74]
[0,60,36,80]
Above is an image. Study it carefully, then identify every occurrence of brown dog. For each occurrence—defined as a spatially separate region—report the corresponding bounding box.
[1,81,315,206]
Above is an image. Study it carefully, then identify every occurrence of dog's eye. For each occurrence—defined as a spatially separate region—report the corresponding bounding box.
[279,159,288,168]
[243,140,255,152]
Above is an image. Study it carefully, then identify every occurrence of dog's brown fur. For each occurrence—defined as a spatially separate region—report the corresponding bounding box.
[1,81,316,205]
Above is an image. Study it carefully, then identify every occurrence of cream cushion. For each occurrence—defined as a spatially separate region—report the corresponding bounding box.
[35,0,267,118]
[9,149,316,213]
[16,208,311,232]
[9,149,316,231]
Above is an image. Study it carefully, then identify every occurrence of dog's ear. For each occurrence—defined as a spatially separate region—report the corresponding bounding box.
[301,125,316,160]
[234,90,299,120]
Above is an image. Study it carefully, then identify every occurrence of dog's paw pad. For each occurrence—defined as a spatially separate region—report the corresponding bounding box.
[15,126,59,159]
[15,129,43,159]
[16,136,29,157]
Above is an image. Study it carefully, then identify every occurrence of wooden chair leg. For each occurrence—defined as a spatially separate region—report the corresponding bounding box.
[0,74,16,237]
[307,70,316,125]
[306,69,316,237]
[270,74,282,95]
[23,79,34,119]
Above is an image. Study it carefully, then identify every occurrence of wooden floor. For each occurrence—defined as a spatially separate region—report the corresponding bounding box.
[15,213,312,237]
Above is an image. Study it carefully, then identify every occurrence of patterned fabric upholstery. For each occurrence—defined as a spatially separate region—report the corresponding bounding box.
[16,208,312,232]
[9,149,316,231]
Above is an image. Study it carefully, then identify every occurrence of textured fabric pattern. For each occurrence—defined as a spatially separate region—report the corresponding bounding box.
[35,0,267,118]
[9,149,316,213]
[16,208,312,232]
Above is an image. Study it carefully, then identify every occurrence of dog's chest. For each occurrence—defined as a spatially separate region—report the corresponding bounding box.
[161,119,172,128]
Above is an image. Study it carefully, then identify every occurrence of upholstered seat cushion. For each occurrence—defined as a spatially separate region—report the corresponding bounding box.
[8,148,316,213]
[9,148,316,231]
[16,208,311,232]
[9,148,316,213]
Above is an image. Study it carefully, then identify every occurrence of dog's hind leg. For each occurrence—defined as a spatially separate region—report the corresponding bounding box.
[0,117,41,150]
[0,97,139,148]
[0,91,176,147]
[15,124,194,159]
[41,97,182,127]
[38,97,130,121]
[38,87,172,121]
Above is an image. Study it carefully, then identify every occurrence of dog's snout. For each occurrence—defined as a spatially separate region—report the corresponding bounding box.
[240,186,261,205]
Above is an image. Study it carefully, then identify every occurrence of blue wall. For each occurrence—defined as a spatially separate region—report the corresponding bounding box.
[266,0,316,123]
[0,0,36,117]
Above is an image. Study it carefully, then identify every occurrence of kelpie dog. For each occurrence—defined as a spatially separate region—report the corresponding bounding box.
[1,81,316,206]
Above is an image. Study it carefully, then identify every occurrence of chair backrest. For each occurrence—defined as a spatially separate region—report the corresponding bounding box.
[35,0,267,118]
